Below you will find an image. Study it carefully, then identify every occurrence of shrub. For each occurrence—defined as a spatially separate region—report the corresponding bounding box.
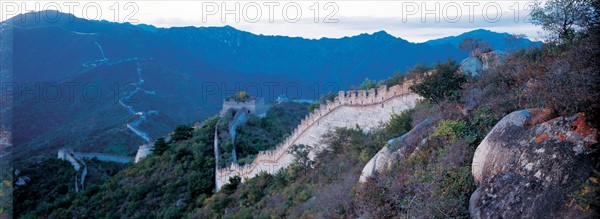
[473,47,546,119]
[385,110,413,138]
[410,60,465,104]
[359,77,378,90]
[532,33,600,126]
[308,102,320,112]
[221,176,241,195]
[319,92,337,104]
[288,144,315,172]
[459,37,492,56]
[380,71,405,87]
[431,120,467,144]
[170,125,194,142]
[569,170,600,211]
[406,62,431,78]
[433,166,474,218]
[465,107,498,146]
[152,137,169,155]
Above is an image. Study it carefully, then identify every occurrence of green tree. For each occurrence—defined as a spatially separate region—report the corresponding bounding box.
[152,137,169,155]
[458,37,491,56]
[170,125,194,142]
[221,176,241,195]
[531,0,597,43]
[288,144,314,172]
[410,59,464,104]
[385,110,413,137]
[380,71,405,88]
[407,62,431,75]
[359,77,378,90]
[319,92,337,104]
[308,102,320,112]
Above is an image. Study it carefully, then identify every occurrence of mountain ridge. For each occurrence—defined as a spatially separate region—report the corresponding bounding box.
[4,10,540,43]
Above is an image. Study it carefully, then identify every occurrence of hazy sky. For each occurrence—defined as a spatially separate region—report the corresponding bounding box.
[1,0,544,42]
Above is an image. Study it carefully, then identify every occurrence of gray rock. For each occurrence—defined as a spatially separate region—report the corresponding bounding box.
[459,50,507,77]
[15,176,30,186]
[470,109,598,218]
[359,118,432,182]
[460,56,483,76]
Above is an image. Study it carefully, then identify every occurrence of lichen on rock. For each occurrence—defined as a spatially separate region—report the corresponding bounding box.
[470,109,598,218]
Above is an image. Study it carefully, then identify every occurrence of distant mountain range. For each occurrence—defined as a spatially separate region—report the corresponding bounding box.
[3,11,540,159]
[425,28,539,51]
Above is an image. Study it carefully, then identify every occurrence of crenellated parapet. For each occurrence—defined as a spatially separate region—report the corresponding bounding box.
[215,80,419,190]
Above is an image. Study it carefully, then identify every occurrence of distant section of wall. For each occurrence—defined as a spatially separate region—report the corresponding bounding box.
[220,97,267,117]
[216,81,420,190]
[134,143,153,163]
[74,152,131,163]
[58,149,131,192]
[57,148,86,192]
[229,108,248,162]
[58,148,82,171]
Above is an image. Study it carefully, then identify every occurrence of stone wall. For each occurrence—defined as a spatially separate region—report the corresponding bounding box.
[216,81,420,190]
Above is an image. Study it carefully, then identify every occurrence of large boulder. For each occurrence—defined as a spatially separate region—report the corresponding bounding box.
[460,56,483,76]
[470,109,598,218]
[459,50,507,76]
[359,119,431,182]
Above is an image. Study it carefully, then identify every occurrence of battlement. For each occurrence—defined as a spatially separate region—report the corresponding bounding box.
[215,80,419,190]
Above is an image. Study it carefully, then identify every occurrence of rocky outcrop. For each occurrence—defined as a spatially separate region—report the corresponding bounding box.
[480,51,506,70]
[460,51,506,76]
[470,109,598,218]
[359,118,432,182]
[460,57,484,76]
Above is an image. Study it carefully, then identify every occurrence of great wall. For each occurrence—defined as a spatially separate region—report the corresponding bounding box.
[62,46,422,192]
[57,38,150,190]
[58,148,131,192]
[215,81,420,190]
[80,32,160,164]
